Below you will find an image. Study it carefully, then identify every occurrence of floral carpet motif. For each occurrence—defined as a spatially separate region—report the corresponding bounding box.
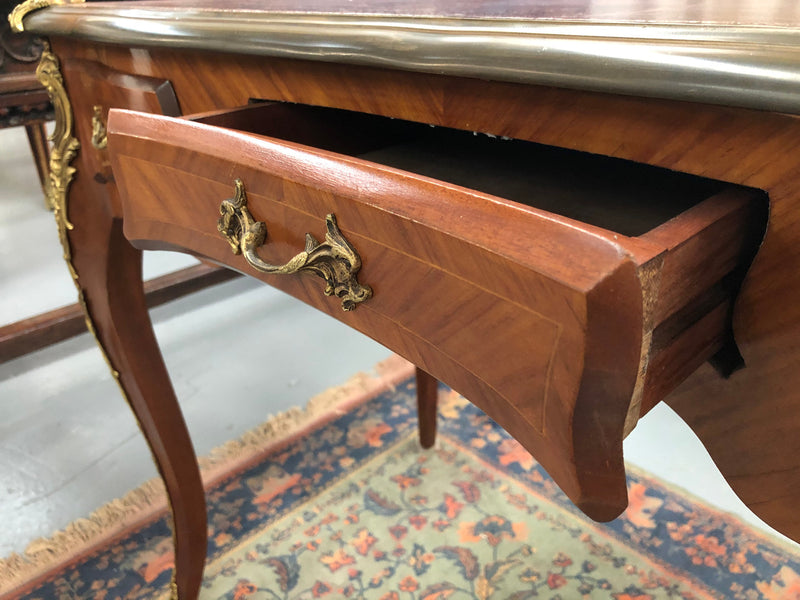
[14,381,800,599]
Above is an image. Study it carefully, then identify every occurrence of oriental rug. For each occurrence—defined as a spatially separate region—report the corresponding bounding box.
[2,358,800,600]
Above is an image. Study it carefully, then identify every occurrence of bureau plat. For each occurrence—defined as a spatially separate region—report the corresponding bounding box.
[12,1,800,598]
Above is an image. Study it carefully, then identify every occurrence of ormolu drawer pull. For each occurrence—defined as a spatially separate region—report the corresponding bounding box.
[217,179,373,311]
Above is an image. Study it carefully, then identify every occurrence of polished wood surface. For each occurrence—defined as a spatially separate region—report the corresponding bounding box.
[415,368,438,450]
[107,99,764,520]
[107,105,642,521]
[50,38,800,541]
[61,57,179,195]
[21,5,800,595]
[54,57,207,600]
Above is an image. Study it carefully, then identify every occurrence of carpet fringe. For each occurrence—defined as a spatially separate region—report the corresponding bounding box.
[0,355,414,597]
[0,479,167,596]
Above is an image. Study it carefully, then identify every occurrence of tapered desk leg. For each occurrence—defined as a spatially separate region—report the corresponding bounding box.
[415,367,438,448]
[66,177,206,599]
[35,43,205,598]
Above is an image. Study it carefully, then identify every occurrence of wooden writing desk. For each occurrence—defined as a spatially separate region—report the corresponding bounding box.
[12,1,800,597]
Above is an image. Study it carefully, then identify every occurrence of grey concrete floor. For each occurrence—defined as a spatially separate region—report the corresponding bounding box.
[1,125,796,561]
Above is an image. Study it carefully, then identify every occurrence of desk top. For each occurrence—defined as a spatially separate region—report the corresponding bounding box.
[16,0,800,113]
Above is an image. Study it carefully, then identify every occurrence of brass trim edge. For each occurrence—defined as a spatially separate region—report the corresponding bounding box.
[18,5,800,114]
[218,179,373,311]
[8,0,83,33]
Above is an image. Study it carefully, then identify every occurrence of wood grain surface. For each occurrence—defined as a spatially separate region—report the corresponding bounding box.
[107,99,763,519]
[54,58,206,600]
[415,368,438,450]
[46,33,800,599]
[107,105,647,523]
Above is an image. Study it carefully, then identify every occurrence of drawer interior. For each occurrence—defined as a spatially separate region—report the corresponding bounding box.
[194,101,735,238]
[361,133,726,237]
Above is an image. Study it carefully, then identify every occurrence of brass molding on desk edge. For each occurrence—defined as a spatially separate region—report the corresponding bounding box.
[8,0,83,33]
[19,6,800,115]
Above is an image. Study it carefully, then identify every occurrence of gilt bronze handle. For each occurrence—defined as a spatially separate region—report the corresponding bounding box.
[217,179,372,311]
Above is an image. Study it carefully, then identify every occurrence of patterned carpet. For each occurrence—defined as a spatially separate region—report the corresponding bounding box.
[4,375,800,599]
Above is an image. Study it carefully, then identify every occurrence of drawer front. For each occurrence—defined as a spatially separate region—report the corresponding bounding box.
[107,103,763,522]
[107,107,644,520]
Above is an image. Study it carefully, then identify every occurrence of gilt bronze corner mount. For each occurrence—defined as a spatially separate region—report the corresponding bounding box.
[35,42,78,257]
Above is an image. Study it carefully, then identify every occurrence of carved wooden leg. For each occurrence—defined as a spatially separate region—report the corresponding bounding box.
[415,367,438,448]
[66,177,207,600]
[37,43,206,599]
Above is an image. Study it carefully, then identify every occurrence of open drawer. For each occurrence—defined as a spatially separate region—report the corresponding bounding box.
[106,102,765,522]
